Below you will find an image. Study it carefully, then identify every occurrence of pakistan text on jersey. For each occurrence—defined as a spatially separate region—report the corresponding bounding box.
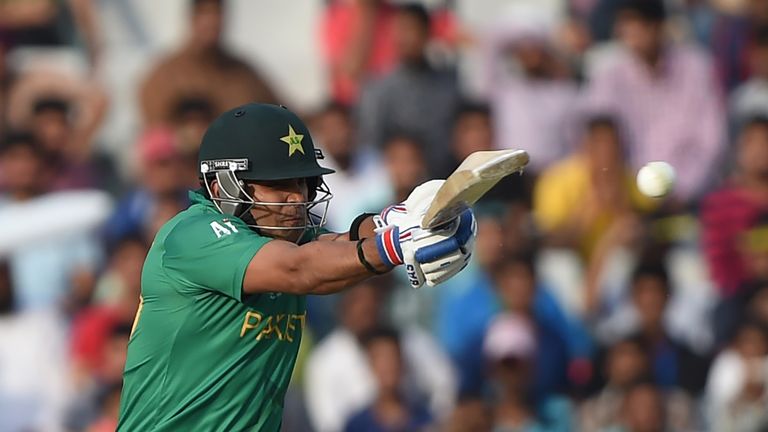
[240,311,306,342]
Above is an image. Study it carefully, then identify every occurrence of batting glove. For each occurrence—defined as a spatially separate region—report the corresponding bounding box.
[412,208,477,287]
[373,180,476,288]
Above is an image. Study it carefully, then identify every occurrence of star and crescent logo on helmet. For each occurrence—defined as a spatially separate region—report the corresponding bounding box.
[280,125,305,157]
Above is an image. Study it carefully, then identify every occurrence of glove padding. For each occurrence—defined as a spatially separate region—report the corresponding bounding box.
[374,180,443,288]
[412,209,476,287]
[374,180,477,288]
[374,180,445,231]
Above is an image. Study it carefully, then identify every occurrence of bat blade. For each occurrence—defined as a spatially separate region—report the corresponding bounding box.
[420,149,529,229]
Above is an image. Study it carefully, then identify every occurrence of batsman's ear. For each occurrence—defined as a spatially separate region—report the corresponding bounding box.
[209,179,220,198]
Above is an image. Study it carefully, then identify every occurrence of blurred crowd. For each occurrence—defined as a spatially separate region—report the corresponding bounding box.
[3,0,768,431]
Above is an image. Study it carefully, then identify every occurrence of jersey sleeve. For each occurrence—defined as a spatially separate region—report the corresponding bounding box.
[162,216,270,301]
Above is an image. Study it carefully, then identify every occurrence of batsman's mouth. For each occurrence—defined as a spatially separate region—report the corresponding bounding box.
[280,216,306,225]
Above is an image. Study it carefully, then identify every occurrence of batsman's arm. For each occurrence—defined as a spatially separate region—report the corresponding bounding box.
[243,237,388,296]
[315,213,377,242]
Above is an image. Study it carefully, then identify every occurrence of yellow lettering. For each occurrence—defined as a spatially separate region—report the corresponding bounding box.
[273,315,285,341]
[284,315,297,342]
[241,311,307,343]
[295,313,307,331]
[257,316,274,340]
[240,311,262,338]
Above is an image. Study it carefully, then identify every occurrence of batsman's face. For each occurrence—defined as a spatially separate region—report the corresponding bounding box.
[246,178,309,243]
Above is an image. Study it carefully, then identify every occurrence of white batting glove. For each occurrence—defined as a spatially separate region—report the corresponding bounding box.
[373,208,427,288]
[413,209,477,287]
[372,180,443,288]
[373,180,476,289]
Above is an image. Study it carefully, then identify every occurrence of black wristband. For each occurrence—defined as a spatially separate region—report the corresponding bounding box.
[356,238,388,275]
[349,212,377,241]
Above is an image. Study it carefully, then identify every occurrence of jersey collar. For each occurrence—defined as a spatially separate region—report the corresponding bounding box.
[189,189,217,209]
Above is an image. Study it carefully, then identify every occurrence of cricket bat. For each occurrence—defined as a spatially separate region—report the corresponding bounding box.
[421,149,529,229]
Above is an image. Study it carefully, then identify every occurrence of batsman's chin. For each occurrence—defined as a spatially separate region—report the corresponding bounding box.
[262,223,306,243]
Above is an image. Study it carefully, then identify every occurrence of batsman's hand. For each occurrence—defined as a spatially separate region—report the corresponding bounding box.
[374,181,477,288]
[412,208,476,287]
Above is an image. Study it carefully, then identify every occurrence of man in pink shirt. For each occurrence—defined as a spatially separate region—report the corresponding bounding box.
[584,0,725,204]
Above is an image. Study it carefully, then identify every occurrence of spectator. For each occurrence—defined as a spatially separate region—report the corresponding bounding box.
[304,282,456,432]
[534,115,653,313]
[707,0,768,91]
[170,96,216,155]
[610,381,669,432]
[598,262,710,397]
[0,131,50,200]
[480,11,580,172]
[104,128,190,245]
[167,96,217,189]
[713,213,768,346]
[707,320,768,431]
[69,235,146,387]
[140,0,277,126]
[534,115,654,259]
[6,69,110,191]
[580,336,649,430]
[380,133,428,206]
[321,0,457,105]
[448,103,533,205]
[0,131,104,313]
[702,116,768,299]
[357,3,461,178]
[343,327,434,432]
[308,101,389,232]
[0,259,71,432]
[448,103,494,170]
[67,323,131,432]
[581,336,693,430]
[583,0,725,204]
[492,253,593,400]
[321,0,397,106]
[483,314,572,431]
[731,30,768,126]
[31,97,105,191]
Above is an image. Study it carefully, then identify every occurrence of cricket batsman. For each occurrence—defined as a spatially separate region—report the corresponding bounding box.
[116,103,476,431]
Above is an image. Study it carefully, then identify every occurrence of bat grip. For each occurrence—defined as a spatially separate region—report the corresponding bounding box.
[414,211,474,263]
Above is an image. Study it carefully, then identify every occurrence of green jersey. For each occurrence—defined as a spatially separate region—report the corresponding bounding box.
[118,191,309,432]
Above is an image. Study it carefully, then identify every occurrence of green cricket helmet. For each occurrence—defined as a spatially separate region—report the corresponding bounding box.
[198,103,335,234]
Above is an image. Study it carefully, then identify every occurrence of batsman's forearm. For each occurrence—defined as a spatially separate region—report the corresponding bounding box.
[290,237,390,295]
